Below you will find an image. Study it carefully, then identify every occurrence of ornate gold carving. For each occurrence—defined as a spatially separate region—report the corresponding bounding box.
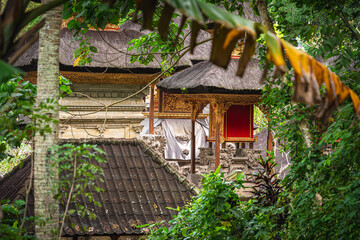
[162,92,192,112]
[142,112,209,119]
[209,101,228,142]
[166,93,261,104]
[24,71,159,85]
[190,100,209,122]
[231,42,244,58]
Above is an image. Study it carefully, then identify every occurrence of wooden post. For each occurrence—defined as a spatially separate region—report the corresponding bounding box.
[149,84,155,134]
[214,121,221,170]
[236,143,240,149]
[190,101,207,174]
[158,89,163,112]
[208,141,213,155]
[212,101,229,171]
[249,142,253,149]
[191,119,196,174]
[241,143,246,149]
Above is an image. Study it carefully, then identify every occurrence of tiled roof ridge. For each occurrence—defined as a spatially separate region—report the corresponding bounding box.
[137,139,200,195]
[0,154,31,184]
[0,155,32,201]
[60,138,200,195]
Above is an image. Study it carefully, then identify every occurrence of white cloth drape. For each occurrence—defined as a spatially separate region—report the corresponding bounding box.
[141,118,209,160]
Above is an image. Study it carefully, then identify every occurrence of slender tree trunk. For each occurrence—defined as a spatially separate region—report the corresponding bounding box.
[254,0,275,34]
[34,1,62,239]
[255,0,313,148]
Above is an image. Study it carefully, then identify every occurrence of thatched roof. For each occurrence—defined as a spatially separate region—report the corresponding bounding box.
[14,21,212,73]
[157,59,263,94]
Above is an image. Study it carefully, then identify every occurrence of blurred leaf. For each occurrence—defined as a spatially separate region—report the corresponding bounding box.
[0,60,22,84]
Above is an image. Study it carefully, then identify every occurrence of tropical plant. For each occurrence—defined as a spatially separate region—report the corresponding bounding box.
[144,167,246,239]
[0,200,35,240]
[251,153,283,207]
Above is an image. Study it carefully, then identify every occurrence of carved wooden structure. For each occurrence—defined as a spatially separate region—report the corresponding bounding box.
[157,59,264,173]
[159,93,261,172]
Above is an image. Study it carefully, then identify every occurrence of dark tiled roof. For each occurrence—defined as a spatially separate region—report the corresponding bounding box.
[157,59,263,94]
[0,156,32,201]
[0,139,197,237]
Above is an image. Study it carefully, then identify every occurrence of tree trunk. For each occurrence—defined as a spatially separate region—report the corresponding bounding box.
[254,0,275,34]
[34,1,62,238]
[255,0,313,148]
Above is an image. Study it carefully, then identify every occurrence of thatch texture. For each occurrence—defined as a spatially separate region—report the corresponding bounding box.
[14,21,212,73]
[157,59,263,94]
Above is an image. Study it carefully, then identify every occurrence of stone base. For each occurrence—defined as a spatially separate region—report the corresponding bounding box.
[187,173,203,188]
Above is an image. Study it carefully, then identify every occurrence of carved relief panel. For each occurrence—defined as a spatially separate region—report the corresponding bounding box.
[160,91,192,113]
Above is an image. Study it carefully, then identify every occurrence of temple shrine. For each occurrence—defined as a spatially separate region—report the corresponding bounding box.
[156,58,264,176]
[15,20,211,140]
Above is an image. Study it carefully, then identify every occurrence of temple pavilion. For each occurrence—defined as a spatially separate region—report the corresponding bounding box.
[155,58,265,180]
[14,20,211,140]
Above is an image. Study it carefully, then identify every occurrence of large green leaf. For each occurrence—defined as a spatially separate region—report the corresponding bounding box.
[135,0,360,120]
[0,60,22,84]
[167,0,205,24]
[197,1,257,38]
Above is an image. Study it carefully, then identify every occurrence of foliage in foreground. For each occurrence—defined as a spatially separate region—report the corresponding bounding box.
[144,167,245,239]
[0,143,106,239]
[0,200,35,240]
[259,74,360,239]
[144,161,287,240]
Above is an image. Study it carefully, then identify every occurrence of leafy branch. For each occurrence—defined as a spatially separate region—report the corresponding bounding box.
[135,0,360,121]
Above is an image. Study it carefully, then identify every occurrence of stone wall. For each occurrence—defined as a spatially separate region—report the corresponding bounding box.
[59,84,146,139]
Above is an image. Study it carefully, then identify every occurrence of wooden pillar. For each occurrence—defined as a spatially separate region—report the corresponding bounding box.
[149,84,155,134]
[236,143,240,149]
[191,119,196,173]
[208,141,213,155]
[158,89,163,112]
[249,142,253,149]
[214,120,221,170]
[212,101,230,171]
[190,101,207,174]
[241,143,246,149]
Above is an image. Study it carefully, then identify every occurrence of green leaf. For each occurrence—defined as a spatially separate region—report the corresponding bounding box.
[0,60,22,84]
[167,0,205,24]
[89,46,98,53]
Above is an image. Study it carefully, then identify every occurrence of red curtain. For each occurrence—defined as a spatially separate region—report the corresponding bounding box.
[223,105,253,139]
